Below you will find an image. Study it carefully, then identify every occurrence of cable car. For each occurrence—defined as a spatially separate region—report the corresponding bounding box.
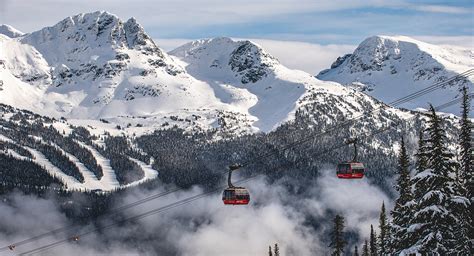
[72,236,80,242]
[337,138,365,179]
[337,162,365,179]
[222,164,250,205]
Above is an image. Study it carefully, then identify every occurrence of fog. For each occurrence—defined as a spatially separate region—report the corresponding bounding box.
[0,169,391,255]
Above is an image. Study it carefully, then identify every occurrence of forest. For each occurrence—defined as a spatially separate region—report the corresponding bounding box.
[327,88,473,255]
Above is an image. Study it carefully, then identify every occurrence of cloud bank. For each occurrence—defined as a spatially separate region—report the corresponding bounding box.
[0,169,390,255]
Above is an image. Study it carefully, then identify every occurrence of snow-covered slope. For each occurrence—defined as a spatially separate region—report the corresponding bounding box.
[0,104,158,191]
[1,14,470,138]
[317,36,473,116]
[170,37,311,132]
[0,12,411,135]
[0,12,253,134]
[0,24,24,38]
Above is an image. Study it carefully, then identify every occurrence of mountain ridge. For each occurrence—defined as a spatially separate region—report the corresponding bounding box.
[317,35,473,116]
[0,13,471,138]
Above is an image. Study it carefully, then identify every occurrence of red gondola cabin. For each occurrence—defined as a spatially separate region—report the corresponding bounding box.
[337,162,365,179]
[222,187,250,205]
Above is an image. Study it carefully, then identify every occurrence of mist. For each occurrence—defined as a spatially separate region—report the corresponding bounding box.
[0,169,391,255]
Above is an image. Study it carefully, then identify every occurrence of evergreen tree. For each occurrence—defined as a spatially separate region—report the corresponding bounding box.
[274,243,280,256]
[369,224,377,256]
[362,240,369,256]
[329,214,347,256]
[354,245,359,256]
[459,86,472,187]
[391,137,414,253]
[268,246,273,256]
[409,105,459,254]
[452,86,473,253]
[378,202,390,255]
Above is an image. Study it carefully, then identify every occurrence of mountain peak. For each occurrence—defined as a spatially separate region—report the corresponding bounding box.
[22,11,160,52]
[170,37,279,84]
[0,24,24,38]
[317,35,473,116]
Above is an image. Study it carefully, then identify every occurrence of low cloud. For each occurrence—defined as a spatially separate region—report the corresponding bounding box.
[245,39,355,75]
[0,169,390,255]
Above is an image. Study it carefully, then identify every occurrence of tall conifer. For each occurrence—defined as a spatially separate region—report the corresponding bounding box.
[391,138,414,253]
[330,214,347,256]
[409,105,458,254]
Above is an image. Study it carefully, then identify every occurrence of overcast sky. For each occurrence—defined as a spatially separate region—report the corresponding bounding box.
[1,0,472,73]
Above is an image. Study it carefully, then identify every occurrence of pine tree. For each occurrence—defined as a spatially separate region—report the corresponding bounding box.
[460,87,473,242]
[452,86,473,253]
[391,137,414,253]
[354,245,359,256]
[459,86,472,187]
[329,214,347,256]
[362,240,369,256]
[378,202,390,255]
[369,224,377,256]
[268,245,273,256]
[409,105,458,254]
[274,243,280,256]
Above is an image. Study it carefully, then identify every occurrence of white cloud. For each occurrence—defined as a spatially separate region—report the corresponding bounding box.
[246,39,355,74]
[0,171,391,255]
[155,38,195,51]
[413,5,471,14]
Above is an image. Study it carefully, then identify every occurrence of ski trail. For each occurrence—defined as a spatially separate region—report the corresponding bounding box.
[26,146,85,191]
[1,134,159,191]
[122,157,159,188]
[1,149,29,160]
[74,140,120,189]
[0,134,14,143]
[0,135,31,160]
[53,144,110,190]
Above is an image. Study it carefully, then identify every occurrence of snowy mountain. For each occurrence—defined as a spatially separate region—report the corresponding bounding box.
[0,13,467,192]
[1,12,309,134]
[317,36,473,116]
[1,13,470,136]
[0,24,24,38]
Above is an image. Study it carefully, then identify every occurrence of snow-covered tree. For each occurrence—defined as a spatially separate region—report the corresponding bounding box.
[451,86,473,253]
[409,105,458,254]
[369,224,377,256]
[391,138,414,253]
[329,214,347,256]
[459,86,472,187]
[361,240,369,256]
[354,245,359,256]
[273,243,280,256]
[378,202,390,255]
